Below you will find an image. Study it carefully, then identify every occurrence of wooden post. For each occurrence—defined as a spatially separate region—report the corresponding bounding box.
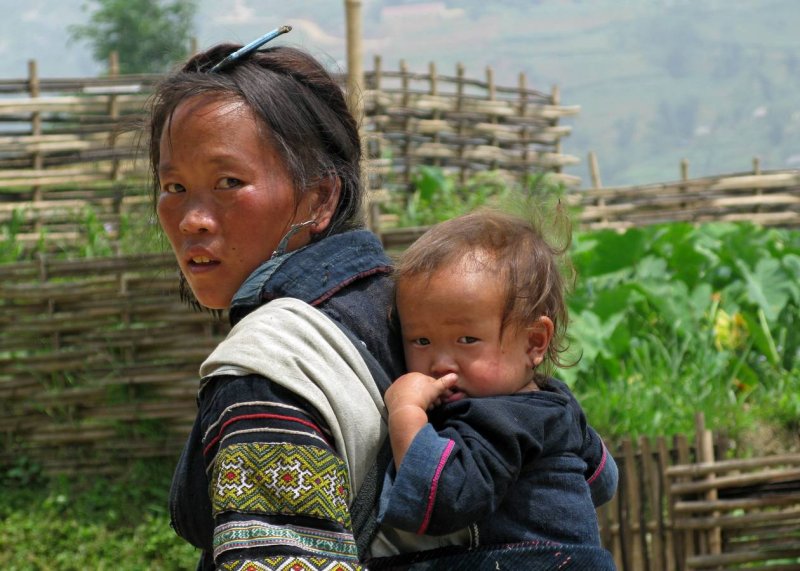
[486,66,495,101]
[519,73,530,184]
[400,59,410,108]
[588,151,603,189]
[430,62,441,168]
[367,54,384,229]
[641,436,664,571]
[345,0,364,123]
[753,156,763,212]
[657,436,676,571]
[696,413,722,558]
[486,66,498,161]
[456,62,465,112]
[109,50,120,76]
[345,1,368,230]
[38,253,60,351]
[190,36,199,55]
[518,72,528,115]
[623,438,645,571]
[588,151,608,226]
[674,433,692,571]
[456,63,467,184]
[28,60,43,204]
[551,85,562,174]
[400,60,412,185]
[373,54,382,91]
[680,158,689,182]
[428,61,437,96]
[108,52,121,185]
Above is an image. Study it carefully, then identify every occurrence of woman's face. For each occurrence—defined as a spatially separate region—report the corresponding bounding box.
[156,96,319,309]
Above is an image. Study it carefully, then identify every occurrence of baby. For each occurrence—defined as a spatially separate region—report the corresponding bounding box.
[378,208,618,560]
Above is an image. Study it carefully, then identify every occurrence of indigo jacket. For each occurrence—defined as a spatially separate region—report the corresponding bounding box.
[169,230,405,570]
[375,379,618,567]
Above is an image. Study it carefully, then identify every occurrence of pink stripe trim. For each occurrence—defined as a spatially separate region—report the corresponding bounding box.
[586,442,608,485]
[417,439,455,534]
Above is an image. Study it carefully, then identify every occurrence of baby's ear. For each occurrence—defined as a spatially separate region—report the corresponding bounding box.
[525,316,554,367]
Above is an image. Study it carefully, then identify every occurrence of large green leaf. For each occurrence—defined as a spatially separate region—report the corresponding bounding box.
[572,227,648,277]
[736,258,791,321]
[413,165,450,203]
[570,310,626,365]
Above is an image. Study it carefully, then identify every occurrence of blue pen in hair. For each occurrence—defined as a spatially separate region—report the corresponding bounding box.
[209,25,292,72]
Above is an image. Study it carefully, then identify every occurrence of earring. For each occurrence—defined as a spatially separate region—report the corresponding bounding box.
[271,219,316,258]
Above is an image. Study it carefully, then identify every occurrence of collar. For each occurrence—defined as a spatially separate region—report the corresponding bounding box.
[229,229,392,325]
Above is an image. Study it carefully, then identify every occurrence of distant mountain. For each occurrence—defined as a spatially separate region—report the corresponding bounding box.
[1,0,797,187]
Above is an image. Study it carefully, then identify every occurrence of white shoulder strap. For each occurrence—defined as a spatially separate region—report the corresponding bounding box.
[199,297,387,499]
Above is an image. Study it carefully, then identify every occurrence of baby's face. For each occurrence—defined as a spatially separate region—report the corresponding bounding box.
[396,259,538,399]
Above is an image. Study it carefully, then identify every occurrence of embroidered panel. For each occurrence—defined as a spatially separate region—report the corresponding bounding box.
[219,557,363,571]
[211,443,351,527]
[213,520,358,561]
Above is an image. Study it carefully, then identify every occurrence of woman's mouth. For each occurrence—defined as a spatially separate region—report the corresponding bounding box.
[187,256,221,272]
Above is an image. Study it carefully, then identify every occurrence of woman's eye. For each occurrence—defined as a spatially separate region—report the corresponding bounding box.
[162,182,185,194]
[458,336,479,344]
[413,338,431,346]
[218,177,242,189]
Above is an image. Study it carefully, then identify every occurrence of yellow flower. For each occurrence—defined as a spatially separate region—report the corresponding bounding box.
[713,309,747,350]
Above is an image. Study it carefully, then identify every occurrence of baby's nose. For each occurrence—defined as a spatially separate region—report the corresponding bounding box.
[430,354,458,377]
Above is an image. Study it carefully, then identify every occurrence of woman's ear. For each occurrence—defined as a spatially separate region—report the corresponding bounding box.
[309,174,342,234]
[526,316,554,367]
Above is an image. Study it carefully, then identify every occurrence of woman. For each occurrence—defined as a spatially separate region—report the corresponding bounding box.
[152,33,617,571]
[151,36,406,570]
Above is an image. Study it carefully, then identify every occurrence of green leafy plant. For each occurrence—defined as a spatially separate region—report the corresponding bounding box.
[564,222,800,446]
[384,166,568,227]
[0,208,25,263]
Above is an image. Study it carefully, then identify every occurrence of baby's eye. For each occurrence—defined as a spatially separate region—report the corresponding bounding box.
[458,336,479,344]
[162,182,185,194]
[217,177,242,189]
[412,338,431,346]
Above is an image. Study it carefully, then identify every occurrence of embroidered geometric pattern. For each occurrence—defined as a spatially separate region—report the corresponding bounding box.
[213,520,358,561]
[205,428,331,475]
[219,557,363,571]
[212,443,351,528]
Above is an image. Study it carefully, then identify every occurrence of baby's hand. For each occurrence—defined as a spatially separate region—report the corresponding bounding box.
[385,372,458,414]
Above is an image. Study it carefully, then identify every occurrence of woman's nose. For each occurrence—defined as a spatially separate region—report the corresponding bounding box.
[178,201,217,234]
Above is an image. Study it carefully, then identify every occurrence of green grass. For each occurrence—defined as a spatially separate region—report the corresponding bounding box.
[0,459,197,571]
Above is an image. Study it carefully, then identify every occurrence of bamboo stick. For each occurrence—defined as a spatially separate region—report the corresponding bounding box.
[641,436,665,571]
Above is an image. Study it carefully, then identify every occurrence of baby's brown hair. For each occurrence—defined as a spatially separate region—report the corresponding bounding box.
[394,207,574,376]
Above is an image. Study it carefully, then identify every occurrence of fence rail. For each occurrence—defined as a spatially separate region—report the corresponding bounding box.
[575,161,800,230]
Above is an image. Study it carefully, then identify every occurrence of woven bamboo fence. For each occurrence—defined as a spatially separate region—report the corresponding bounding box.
[0,253,226,474]
[599,414,800,571]
[0,57,577,253]
[667,452,800,570]
[577,154,800,231]
[598,414,800,571]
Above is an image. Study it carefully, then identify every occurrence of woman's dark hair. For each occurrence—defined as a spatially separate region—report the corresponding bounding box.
[148,43,364,236]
